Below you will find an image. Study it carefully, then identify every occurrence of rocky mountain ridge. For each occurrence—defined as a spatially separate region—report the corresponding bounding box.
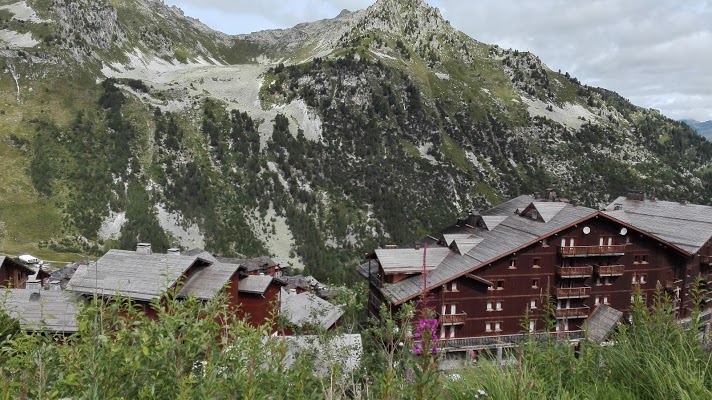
[0,0,710,283]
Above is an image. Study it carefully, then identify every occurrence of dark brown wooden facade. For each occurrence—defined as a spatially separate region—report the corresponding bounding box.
[237,280,282,328]
[364,196,712,349]
[0,257,34,289]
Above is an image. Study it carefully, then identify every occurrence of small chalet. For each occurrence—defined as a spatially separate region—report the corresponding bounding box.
[361,192,712,353]
[0,256,37,289]
[237,274,283,327]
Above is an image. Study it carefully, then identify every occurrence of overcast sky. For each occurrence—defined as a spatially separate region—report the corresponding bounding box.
[165,0,712,122]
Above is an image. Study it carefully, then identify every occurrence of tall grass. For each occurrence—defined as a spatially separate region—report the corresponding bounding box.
[1,286,711,399]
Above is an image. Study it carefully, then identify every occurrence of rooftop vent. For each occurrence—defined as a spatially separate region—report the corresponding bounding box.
[414,243,421,250]
[167,248,181,256]
[49,280,61,292]
[613,203,623,211]
[136,243,152,254]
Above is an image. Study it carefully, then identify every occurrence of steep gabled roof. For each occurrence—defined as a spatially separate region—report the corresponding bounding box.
[585,304,623,343]
[67,250,209,301]
[381,201,598,305]
[1,289,81,333]
[451,238,483,255]
[238,275,274,295]
[481,216,508,231]
[442,233,474,246]
[604,196,712,254]
[179,262,240,300]
[374,247,451,274]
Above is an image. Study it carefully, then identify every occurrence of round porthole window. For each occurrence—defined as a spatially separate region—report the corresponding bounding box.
[620,227,628,235]
[583,226,591,234]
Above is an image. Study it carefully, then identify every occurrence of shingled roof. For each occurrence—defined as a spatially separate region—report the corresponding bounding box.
[67,250,210,301]
[1,289,81,333]
[379,196,599,305]
[280,290,343,330]
[604,196,712,254]
[238,275,274,295]
[585,304,623,343]
[179,262,240,300]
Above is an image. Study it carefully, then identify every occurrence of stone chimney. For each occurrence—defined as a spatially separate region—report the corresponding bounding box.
[27,279,41,300]
[49,280,61,291]
[136,243,152,254]
[167,248,181,256]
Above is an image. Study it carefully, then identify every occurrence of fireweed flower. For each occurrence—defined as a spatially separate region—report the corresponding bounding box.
[412,318,439,355]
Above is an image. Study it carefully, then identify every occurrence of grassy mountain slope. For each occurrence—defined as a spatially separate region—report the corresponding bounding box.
[1,0,711,281]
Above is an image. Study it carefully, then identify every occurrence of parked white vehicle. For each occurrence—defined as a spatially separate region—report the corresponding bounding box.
[18,254,40,265]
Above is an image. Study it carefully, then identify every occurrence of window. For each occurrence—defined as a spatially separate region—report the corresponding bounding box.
[561,238,566,247]
[531,210,539,220]
[449,325,456,339]
[509,259,516,269]
[530,299,537,309]
[541,238,549,247]
[533,258,540,268]
[496,301,502,311]
[641,255,648,264]
[496,280,504,290]
[604,277,611,286]
[569,238,575,247]
[595,296,600,305]
[603,296,609,305]
[529,320,536,333]
[451,281,458,291]
[634,255,640,264]
[632,274,638,284]
[532,279,539,288]
[486,302,493,311]
[495,321,502,332]
[596,277,602,286]
[640,274,647,284]
[485,322,492,332]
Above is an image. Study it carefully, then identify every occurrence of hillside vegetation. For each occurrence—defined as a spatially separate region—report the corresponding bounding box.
[1,287,711,399]
[1,0,711,282]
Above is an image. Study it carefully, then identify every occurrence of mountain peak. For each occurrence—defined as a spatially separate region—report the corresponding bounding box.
[361,0,454,37]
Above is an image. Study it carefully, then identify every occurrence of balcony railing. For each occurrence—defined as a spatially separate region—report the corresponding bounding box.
[701,255,711,265]
[555,306,590,319]
[559,245,626,257]
[438,331,585,349]
[557,265,593,278]
[597,264,625,276]
[440,313,467,325]
[555,286,591,298]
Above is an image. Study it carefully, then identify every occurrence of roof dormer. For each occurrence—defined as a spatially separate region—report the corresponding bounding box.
[520,202,568,223]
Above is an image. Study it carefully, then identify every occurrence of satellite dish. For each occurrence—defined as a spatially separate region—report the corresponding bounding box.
[620,228,628,235]
[583,226,591,235]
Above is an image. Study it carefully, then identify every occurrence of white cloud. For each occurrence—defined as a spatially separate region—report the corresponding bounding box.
[164,0,712,121]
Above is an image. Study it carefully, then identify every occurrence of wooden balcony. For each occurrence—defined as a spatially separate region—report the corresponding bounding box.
[701,255,711,266]
[555,306,590,319]
[555,286,591,299]
[597,264,625,277]
[440,313,467,325]
[557,265,593,278]
[438,331,585,349]
[559,245,626,257]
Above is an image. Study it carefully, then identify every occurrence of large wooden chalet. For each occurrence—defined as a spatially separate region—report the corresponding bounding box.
[360,192,712,351]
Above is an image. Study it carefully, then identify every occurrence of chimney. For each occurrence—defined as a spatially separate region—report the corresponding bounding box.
[136,243,152,254]
[547,188,557,202]
[49,280,61,291]
[27,279,41,299]
[626,190,644,201]
[167,248,181,256]
[414,243,421,250]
